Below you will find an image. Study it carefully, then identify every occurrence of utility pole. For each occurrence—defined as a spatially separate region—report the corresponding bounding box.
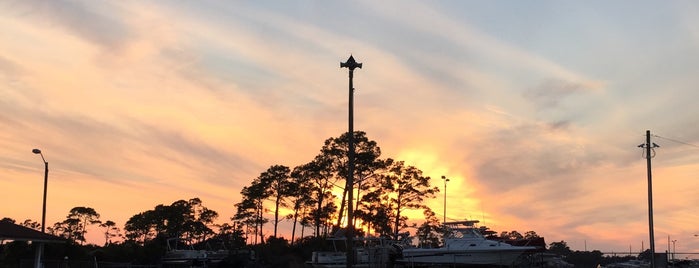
[341,55,361,268]
[639,130,659,267]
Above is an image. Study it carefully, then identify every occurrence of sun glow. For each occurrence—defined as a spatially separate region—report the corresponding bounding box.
[394,148,483,226]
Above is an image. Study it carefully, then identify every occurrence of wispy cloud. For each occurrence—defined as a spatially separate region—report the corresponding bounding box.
[523,78,603,109]
[2,0,134,51]
[1,1,699,252]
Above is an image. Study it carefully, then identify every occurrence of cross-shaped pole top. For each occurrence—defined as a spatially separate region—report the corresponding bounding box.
[340,55,362,70]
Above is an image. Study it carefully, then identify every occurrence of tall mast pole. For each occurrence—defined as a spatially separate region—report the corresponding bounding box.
[642,130,658,268]
[341,55,361,268]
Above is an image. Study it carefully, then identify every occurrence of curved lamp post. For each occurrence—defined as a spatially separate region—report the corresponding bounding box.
[32,148,48,268]
[32,149,48,233]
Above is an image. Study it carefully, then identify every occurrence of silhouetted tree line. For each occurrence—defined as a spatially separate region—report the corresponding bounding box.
[3,207,117,246]
[1,132,566,267]
[1,198,247,266]
[0,132,442,266]
[231,131,442,246]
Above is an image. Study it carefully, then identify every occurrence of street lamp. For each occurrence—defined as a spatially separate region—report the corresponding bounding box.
[671,240,677,260]
[441,176,449,223]
[32,149,48,233]
[32,148,48,268]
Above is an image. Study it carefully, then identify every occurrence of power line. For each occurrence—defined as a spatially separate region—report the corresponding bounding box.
[652,134,699,149]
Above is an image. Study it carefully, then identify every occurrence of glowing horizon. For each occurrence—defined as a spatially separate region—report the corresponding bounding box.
[2,0,699,253]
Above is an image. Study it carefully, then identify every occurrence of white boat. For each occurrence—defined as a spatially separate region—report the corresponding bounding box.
[161,248,209,267]
[306,236,395,268]
[161,238,233,267]
[397,220,537,266]
[308,249,371,268]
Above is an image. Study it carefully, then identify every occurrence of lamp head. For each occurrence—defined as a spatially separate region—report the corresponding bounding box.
[340,55,362,70]
[32,149,42,154]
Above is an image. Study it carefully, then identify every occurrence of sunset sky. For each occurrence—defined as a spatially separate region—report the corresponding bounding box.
[2,0,699,254]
